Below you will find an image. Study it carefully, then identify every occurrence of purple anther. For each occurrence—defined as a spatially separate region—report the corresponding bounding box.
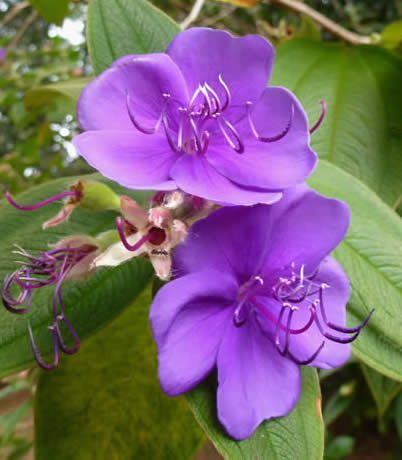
[1,272,32,314]
[28,323,59,370]
[204,82,221,114]
[116,216,152,251]
[246,101,294,143]
[199,85,213,115]
[54,316,80,355]
[126,91,163,135]
[215,116,244,153]
[188,115,203,153]
[162,111,181,153]
[309,100,326,134]
[317,286,374,334]
[200,131,210,156]
[287,340,325,366]
[289,307,316,335]
[5,190,80,212]
[218,74,231,112]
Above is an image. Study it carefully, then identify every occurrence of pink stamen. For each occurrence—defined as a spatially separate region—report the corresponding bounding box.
[116,217,152,252]
[5,190,80,211]
[309,100,326,134]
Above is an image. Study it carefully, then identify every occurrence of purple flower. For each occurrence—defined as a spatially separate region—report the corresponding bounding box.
[0,48,7,64]
[150,185,373,439]
[73,28,318,205]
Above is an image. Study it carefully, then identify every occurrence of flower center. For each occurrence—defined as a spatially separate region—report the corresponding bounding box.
[125,75,294,156]
[233,276,264,326]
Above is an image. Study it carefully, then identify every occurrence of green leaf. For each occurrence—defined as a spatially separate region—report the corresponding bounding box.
[28,0,70,25]
[0,174,153,378]
[271,39,402,206]
[186,367,324,459]
[361,364,402,417]
[322,390,352,427]
[308,161,402,381]
[35,287,204,459]
[87,0,180,75]
[24,77,93,111]
[324,436,355,460]
[381,20,402,52]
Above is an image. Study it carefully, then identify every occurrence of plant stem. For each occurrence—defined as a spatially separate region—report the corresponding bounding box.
[181,0,206,30]
[266,0,371,45]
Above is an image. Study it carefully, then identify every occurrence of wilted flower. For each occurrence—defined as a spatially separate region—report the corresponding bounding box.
[5,180,120,229]
[94,192,198,280]
[150,185,373,439]
[73,28,322,205]
[2,236,100,369]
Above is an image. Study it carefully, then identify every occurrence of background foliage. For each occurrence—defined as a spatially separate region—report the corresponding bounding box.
[0,0,401,459]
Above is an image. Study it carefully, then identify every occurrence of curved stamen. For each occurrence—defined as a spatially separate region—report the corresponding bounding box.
[188,114,203,153]
[287,340,325,366]
[275,303,295,355]
[218,74,231,112]
[126,91,164,135]
[162,111,182,153]
[215,115,244,153]
[55,315,80,355]
[204,82,221,114]
[28,324,59,370]
[2,272,32,314]
[246,101,294,143]
[116,217,152,252]
[309,100,326,134]
[6,190,80,211]
[199,85,213,115]
[200,131,210,156]
[317,286,374,334]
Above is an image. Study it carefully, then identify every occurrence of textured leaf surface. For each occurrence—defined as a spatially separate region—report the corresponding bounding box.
[187,368,323,460]
[28,0,70,24]
[0,174,153,378]
[308,161,402,381]
[24,77,93,111]
[87,0,180,75]
[35,288,204,460]
[361,364,402,417]
[271,40,402,206]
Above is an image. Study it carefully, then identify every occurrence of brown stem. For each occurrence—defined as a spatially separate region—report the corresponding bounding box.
[0,1,29,28]
[265,0,371,45]
[7,11,39,50]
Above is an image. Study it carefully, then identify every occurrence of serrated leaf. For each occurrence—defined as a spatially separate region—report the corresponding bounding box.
[186,367,324,460]
[28,0,70,25]
[87,0,180,75]
[35,287,204,460]
[24,77,93,111]
[271,39,402,206]
[361,364,402,417]
[308,161,402,381]
[0,174,153,378]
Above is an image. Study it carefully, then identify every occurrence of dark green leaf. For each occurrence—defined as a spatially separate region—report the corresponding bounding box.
[308,161,402,381]
[361,364,402,417]
[24,77,93,111]
[186,367,324,460]
[0,174,153,378]
[271,40,402,206]
[324,436,355,460]
[323,391,352,426]
[28,0,70,25]
[35,288,204,459]
[87,0,180,75]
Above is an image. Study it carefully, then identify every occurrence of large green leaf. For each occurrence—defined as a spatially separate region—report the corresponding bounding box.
[28,0,70,25]
[187,367,323,459]
[361,364,402,417]
[35,287,204,459]
[0,174,153,378]
[24,77,93,111]
[271,40,402,207]
[308,161,402,381]
[87,0,180,75]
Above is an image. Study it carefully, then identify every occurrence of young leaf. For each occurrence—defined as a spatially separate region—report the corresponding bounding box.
[308,161,402,381]
[87,0,180,75]
[35,288,204,459]
[28,0,70,25]
[361,364,402,417]
[0,174,153,378]
[271,39,402,207]
[186,367,324,460]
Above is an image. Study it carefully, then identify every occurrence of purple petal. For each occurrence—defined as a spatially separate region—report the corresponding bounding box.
[206,87,317,190]
[257,257,351,369]
[169,154,282,205]
[261,184,350,273]
[150,270,238,395]
[166,28,274,106]
[72,130,178,190]
[173,205,274,283]
[217,315,300,440]
[77,53,189,131]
